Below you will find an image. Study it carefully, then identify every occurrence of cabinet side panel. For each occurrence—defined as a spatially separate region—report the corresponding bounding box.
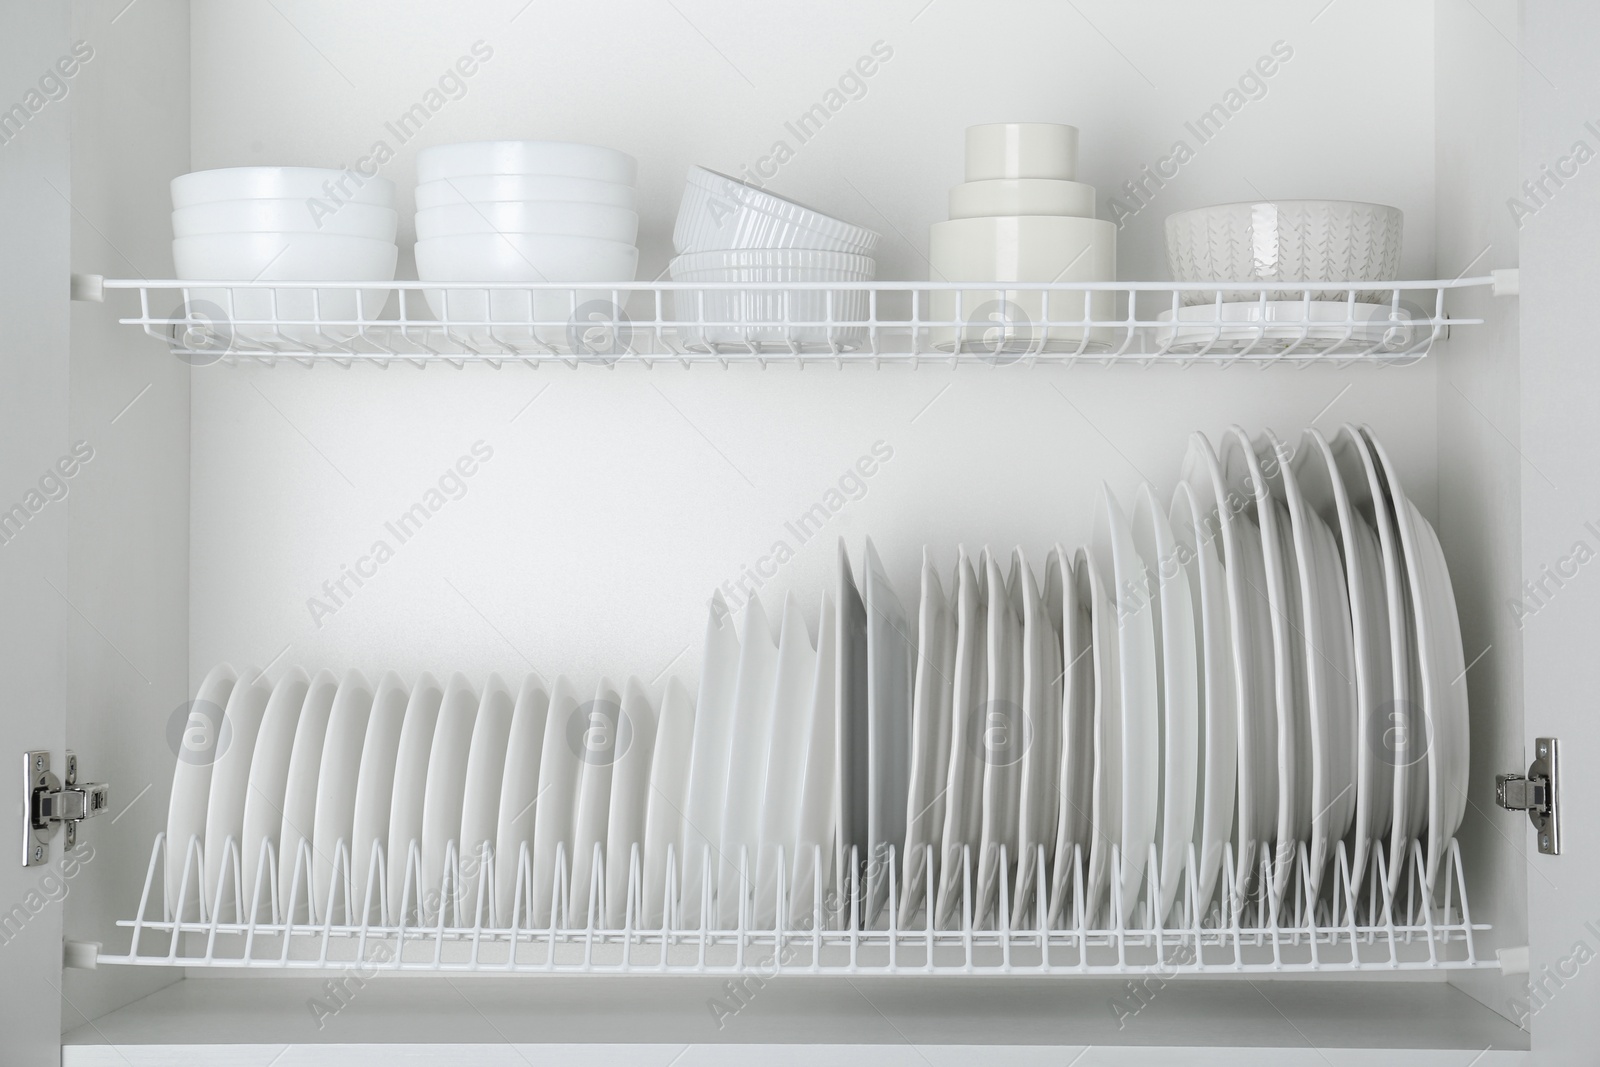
[1435,0,1526,1026]
[61,0,192,1028]
[1521,1,1600,1062]
[0,1,73,1060]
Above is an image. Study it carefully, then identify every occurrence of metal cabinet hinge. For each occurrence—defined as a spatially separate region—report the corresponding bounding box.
[1496,736,1560,855]
[22,751,109,867]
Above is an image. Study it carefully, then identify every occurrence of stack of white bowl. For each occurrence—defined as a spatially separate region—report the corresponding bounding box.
[1158,200,1407,353]
[668,166,881,351]
[929,124,1116,352]
[413,141,639,349]
[170,167,399,344]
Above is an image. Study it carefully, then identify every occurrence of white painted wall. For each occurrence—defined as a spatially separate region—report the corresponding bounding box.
[185,0,1443,701]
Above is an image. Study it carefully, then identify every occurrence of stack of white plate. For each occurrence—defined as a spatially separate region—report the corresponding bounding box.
[170,167,399,344]
[813,423,1463,933]
[163,425,1467,935]
[163,664,700,930]
[668,166,880,352]
[413,141,640,349]
[928,123,1117,352]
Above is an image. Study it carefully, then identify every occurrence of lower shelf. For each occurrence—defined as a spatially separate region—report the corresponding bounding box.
[62,974,1528,1066]
[97,834,1490,975]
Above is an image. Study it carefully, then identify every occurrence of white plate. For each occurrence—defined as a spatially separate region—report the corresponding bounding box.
[863,538,912,925]
[1099,490,1163,921]
[1410,510,1470,887]
[682,592,741,923]
[642,676,695,928]
[348,671,410,923]
[717,595,780,927]
[1256,434,1316,910]
[311,669,374,922]
[1080,545,1121,925]
[1364,428,1469,890]
[607,677,660,928]
[386,672,444,922]
[1154,301,1416,354]
[935,548,987,927]
[792,592,838,928]
[458,673,514,923]
[1097,487,1160,924]
[239,668,310,920]
[1319,428,1395,891]
[834,541,870,916]
[1223,429,1306,913]
[1132,483,1200,923]
[1048,547,1095,927]
[1338,425,1420,894]
[900,552,954,927]
[976,550,1023,925]
[756,598,819,929]
[201,667,271,918]
[531,677,583,926]
[495,675,551,925]
[420,674,478,922]
[1011,554,1062,928]
[1168,483,1237,922]
[1257,434,1321,895]
[278,669,338,922]
[1281,430,1360,902]
[1180,435,1274,907]
[572,678,622,925]
[166,664,238,918]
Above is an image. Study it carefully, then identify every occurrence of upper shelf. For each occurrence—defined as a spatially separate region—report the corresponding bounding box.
[91,276,1505,368]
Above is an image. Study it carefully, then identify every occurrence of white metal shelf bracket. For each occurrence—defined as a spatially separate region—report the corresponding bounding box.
[71,273,105,303]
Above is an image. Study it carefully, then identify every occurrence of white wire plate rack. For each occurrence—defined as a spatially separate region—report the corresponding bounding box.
[98,834,1489,974]
[101,278,1491,367]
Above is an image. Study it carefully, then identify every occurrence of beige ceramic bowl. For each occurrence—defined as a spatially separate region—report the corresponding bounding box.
[948,178,1096,220]
[964,123,1079,182]
[928,214,1116,351]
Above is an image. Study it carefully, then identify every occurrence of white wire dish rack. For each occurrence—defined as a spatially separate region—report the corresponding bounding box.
[97,278,1493,367]
[98,832,1487,974]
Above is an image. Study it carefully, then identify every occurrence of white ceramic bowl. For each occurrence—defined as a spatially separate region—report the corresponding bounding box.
[171,167,396,208]
[415,141,637,185]
[171,232,397,344]
[1165,200,1403,304]
[927,214,1116,351]
[171,199,398,240]
[415,232,638,283]
[414,174,636,211]
[173,232,398,281]
[414,202,639,244]
[668,248,875,352]
[948,178,1096,220]
[964,123,1078,182]
[673,166,881,256]
[415,233,638,349]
